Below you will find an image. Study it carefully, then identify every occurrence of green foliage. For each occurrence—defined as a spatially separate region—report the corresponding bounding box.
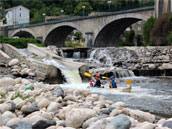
[1,93,7,99]
[151,14,171,46]
[11,91,29,100]
[0,35,44,48]
[120,30,135,46]
[73,32,82,41]
[136,34,143,46]
[168,32,172,45]
[0,1,6,20]
[3,0,154,21]
[143,16,156,46]
[66,41,83,48]
[74,2,93,16]
[127,30,135,44]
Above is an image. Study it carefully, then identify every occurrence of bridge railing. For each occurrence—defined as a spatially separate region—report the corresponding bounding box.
[7,2,154,30]
[98,1,154,13]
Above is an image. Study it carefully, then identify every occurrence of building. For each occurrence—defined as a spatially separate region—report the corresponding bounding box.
[155,0,172,17]
[5,5,30,25]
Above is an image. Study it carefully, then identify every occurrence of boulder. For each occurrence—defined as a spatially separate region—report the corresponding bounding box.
[27,115,46,124]
[47,102,60,112]
[162,121,172,129]
[111,102,126,110]
[51,87,65,98]
[32,120,56,129]
[0,77,16,87]
[106,114,131,129]
[0,126,12,129]
[159,63,172,70]
[110,109,122,117]
[148,64,156,69]
[8,59,19,66]
[82,117,99,129]
[6,118,21,126]
[87,119,107,129]
[7,121,32,129]
[138,122,155,129]
[0,114,4,126]
[21,106,39,116]
[15,78,22,84]
[64,96,76,102]
[0,103,12,113]
[65,108,96,128]
[37,98,50,108]
[12,98,25,109]
[129,109,155,123]
[2,111,16,120]
[41,112,53,120]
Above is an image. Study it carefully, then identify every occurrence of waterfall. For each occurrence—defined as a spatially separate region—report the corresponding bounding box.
[114,69,135,78]
[89,49,113,66]
[73,52,80,59]
[58,49,65,58]
[43,59,82,84]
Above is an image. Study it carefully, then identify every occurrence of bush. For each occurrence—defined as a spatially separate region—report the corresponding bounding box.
[120,30,135,46]
[151,14,171,46]
[65,41,83,48]
[136,34,143,46]
[168,31,172,45]
[0,35,45,48]
[143,16,156,46]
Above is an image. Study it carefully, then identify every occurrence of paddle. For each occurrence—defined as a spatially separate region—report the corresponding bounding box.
[125,80,132,85]
[84,72,92,77]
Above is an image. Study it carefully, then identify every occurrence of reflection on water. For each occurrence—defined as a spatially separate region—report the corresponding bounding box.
[60,76,172,118]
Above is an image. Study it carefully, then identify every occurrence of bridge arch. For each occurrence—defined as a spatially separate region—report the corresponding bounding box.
[10,28,36,38]
[44,23,85,47]
[93,13,149,47]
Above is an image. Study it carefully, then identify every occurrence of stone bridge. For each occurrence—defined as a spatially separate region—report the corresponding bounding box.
[6,6,154,47]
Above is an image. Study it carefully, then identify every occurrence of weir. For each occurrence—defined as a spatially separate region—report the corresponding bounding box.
[43,59,82,84]
[27,44,89,75]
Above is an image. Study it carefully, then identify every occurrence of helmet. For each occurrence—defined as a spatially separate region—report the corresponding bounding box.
[110,76,115,80]
[96,74,100,77]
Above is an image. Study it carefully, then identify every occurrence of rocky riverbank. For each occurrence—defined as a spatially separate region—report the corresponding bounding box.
[0,77,171,129]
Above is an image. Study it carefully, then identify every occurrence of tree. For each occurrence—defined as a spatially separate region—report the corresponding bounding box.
[0,1,5,20]
[143,16,156,46]
[126,30,135,45]
[74,2,93,16]
[31,10,43,22]
[168,32,172,45]
[151,14,171,46]
[73,32,82,41]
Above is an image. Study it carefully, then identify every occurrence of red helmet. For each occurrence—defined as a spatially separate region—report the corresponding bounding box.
[96,74,100,77]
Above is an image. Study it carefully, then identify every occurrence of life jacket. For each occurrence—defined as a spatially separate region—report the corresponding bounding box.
[90,82,94,87]
[110,81,117,88]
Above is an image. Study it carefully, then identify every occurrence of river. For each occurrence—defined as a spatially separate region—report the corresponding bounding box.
[59,76,172,119]
[19,48,172,119]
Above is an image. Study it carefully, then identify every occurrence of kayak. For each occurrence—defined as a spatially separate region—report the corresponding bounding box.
[106,86,132,92]
[87,86,132,92]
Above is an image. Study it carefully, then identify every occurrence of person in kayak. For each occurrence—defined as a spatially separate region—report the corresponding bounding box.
[94,74,101,88]
[90,77,95,87]
[109,76,121,88]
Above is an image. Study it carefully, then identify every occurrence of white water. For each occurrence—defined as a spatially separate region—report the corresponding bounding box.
[89,49,113,66]
[43,59,82,84]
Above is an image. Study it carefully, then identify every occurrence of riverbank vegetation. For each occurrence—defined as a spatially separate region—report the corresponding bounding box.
[2,0,154,22]
[142,13,172,46]
[0,34,44,48]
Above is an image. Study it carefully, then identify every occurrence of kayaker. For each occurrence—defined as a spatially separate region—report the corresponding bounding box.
[90,77,95,87]
[94,74,101,88]
[109,76,121,88]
